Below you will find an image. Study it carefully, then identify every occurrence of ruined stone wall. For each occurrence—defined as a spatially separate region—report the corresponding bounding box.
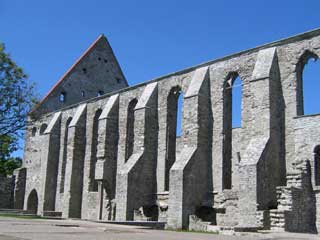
[23,113,53,213]
[316,188,320,232]
[81,97,110,220]
[293,114,320,233]
[19,29,320,232]
[231,127,242,189]
[270,160,317,233]
[54,107,77,213]
[0,175,14,209]
[277,38,320,172]
[294,114,320,187]
[13,168,26,209]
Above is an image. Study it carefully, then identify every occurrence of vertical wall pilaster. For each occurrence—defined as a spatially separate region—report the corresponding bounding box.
[39,112,62,213]
[238,47,283,227]
[94,94,119,220]
[167,66,212,229]
[13,167,27,209]
[115,83,158,221]
[31,112,62,215]
[62,104,87,218]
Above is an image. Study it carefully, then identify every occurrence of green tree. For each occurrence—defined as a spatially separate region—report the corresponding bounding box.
[0,43,37,175]
[0,135,22,175]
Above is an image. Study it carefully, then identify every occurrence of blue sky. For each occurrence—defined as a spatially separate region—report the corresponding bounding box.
[1,0,320,157]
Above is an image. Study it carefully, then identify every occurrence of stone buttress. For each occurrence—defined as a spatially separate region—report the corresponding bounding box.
[115,83,158,221]
[167,67,213,229]
[40,111,62,215]
[94,94,119,220]
[62,104,87,218]
[238,47,284,229]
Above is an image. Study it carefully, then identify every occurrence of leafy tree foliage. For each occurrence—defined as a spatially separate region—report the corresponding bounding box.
[0,43,37,175]
[0,43,37,136]
[0,135,22,175]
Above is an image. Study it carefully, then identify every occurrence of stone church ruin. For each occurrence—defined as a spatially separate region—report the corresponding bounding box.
[5,29,320,233]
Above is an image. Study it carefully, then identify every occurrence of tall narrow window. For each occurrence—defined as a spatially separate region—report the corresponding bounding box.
[125,99,138,162]
[31,127,37,137]
[40,124,48,135]
[89,109,102,192]
[223,72,242,189]
[165,86,183,191]
[60,92,66,102]
[314,145,320,186]
[97,90,104,97]
[297,51,320,115]
[176,91,183,137]
[60,117,72,193]
[232,76,242,128]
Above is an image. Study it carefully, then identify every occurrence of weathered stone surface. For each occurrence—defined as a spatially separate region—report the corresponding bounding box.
[271,160,317,233]
[41,111,61,213]
[32,35,128,115]
[9,29,320,234]
[13,168,26,209]
[115,82,158,221]
[0,175,14,209]
[167,66,212,229]
[62,104,87,218]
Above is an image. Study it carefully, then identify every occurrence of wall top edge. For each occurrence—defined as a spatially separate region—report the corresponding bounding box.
[33,28,320,119]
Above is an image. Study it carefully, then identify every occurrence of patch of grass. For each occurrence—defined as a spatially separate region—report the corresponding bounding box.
[0,214,43,219]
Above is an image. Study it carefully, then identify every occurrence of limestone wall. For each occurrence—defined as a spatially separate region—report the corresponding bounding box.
[19,29,320,232]
[0,175,14,209]
[270,160,317,233]
[13,168,26,209]
[294,114,320,187]
[34,36,128,115]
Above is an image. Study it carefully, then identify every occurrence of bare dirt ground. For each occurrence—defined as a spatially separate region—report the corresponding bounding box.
[0,217,318,240]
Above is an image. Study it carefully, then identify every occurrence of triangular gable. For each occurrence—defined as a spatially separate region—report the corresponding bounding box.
[32,34,128,115]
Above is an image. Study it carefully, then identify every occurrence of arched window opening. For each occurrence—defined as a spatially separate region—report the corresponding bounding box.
[296,50,320,116]
[232,76,242,128]
[176,91,184,137]
[97,90,104,97]
[31,127,37,137]
[223,72,242,190]
[27,189,38,214]
[89,109,102,192]
[125,99,138,162]
[60,117,72,193]
[81,91,85,97]
[60,92,66,102]
[314,145,320,186]
[39,124,48,135]
[165,86,183,191]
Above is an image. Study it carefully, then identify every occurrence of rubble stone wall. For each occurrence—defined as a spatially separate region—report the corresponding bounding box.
[0,175,14,209]
[12,29,320,233]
